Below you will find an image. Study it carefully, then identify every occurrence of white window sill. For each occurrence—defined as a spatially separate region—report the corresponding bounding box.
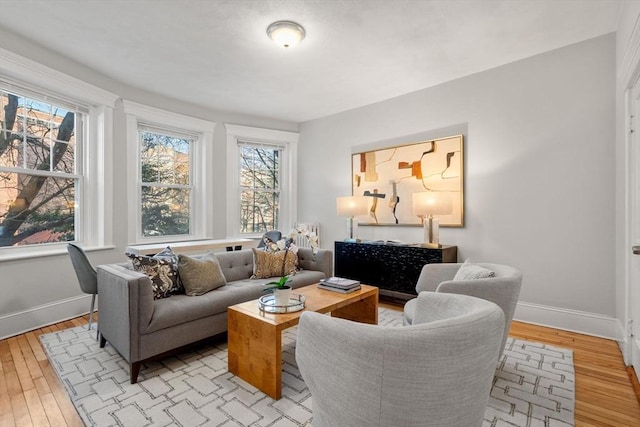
[0,245,116,262]
[125,238,254,255]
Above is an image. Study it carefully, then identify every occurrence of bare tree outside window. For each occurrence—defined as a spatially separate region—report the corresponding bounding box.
[239,144,280,233]
[0,90,79,247]
[139,130,192,237]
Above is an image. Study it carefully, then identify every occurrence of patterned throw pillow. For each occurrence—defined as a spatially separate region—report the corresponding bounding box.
[177,253,227,296]
[453,260,495,281]
[126,247,182,299]
[251,248,298,279]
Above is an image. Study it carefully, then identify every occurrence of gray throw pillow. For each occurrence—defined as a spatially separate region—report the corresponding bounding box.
[453,260,495,281]
[178,253,227,296]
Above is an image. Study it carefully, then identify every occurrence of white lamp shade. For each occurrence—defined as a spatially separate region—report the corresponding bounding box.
[336,196,369,217]
[267,21,305,48]
[412,192,453,216]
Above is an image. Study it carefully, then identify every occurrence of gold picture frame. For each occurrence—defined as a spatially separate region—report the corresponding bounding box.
[352,134,464,227]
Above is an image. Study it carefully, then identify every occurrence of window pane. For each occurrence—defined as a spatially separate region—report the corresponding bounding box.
[240,146,279,190]
[52,105,75,173]
[0,91,76,172]
[141,186,190,237]
[140,131,190,185]
[239,145,281,234]
[0,172,76,247]
[0,92,25,169]
[240,189,279,233]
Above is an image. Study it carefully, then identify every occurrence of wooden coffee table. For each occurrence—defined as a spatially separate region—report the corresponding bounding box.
[227,283,378,399]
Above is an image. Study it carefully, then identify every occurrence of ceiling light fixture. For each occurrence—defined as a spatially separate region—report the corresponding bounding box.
[267,20,305,48]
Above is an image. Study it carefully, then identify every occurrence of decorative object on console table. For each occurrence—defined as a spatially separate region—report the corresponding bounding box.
[412,191,453,248]
[336,195,369,241]
[334,240,457,301]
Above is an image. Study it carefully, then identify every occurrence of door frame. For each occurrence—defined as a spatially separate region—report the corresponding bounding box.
[621,16,640,372]
[625,78,640,373]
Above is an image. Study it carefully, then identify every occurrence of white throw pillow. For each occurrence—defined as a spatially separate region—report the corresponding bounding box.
[453,260,495,281]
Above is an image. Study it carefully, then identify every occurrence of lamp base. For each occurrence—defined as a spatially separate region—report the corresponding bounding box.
[423,216,440,248]
[419,242,442,249]
[344,238,361,243]
[346,217,359,241]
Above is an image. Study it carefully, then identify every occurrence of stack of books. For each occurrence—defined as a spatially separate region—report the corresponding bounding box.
[318,277,361,293]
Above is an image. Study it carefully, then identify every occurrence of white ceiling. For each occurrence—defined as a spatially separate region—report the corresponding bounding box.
[0,0,621,123]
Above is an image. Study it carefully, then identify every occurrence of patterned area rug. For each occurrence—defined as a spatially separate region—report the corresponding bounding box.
[40,308,575,427]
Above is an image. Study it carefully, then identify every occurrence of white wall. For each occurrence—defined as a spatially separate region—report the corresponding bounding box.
[299,34,618,338]
[0,29,298,339]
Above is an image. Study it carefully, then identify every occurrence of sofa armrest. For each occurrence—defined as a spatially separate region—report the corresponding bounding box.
[298,248,333,278]
[415,263,462,293]
[97,264,155,363]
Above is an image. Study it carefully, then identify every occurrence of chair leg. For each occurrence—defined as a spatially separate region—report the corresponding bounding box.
[88,294,96,331]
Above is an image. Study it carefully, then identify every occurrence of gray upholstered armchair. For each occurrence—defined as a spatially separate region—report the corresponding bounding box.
[403,262,522,358]
[296,292,505,427]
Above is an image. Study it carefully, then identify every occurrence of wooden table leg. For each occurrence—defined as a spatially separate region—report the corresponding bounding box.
[332,291,379,324]
[228,309,282,399]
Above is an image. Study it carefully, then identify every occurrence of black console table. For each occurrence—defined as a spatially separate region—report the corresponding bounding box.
[334,241,458,301]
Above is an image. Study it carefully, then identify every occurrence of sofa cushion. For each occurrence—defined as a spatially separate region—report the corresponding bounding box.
[453,260,495,281]
[178,253,227,296]
[251,248,298,279]
[127,249,181,299]
[144,281,264,333]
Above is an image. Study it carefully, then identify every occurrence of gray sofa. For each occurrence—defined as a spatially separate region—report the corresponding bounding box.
[97,247,332,383]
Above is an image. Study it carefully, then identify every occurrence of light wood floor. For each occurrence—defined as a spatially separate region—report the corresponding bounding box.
[2,309,640,426]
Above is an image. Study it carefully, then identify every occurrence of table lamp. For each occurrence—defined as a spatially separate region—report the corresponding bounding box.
[412,191,453,248]
[336,195,369,242]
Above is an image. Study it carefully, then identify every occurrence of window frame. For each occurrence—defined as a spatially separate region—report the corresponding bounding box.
[0,48,116,260]
[124,100,216,244]
[225,124,298,238]
[238,140,284,234]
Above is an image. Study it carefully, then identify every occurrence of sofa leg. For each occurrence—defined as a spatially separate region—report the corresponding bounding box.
[130,362,141,384]
[99,335,106,348]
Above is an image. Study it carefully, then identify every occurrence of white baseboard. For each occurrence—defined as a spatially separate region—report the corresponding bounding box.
[0,296,625,343]
[0,294,96,340]
[514,301,624,342]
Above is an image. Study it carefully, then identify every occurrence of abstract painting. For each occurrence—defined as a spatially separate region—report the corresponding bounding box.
[352,134,464,226]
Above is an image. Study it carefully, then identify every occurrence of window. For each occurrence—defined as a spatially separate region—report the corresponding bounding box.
[139,127,193,237]
[239,142,282,233]
[124,100,215,243]
[0,88,83,247]
[0,48,116,258]
[226,124,298,237]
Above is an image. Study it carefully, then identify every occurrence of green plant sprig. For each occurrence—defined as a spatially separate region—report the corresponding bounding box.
[263,275,291,293]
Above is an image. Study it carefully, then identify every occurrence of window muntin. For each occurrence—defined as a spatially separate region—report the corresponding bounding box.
[239,143,282,234]
[0,88,84,247]
[139,128,193,238]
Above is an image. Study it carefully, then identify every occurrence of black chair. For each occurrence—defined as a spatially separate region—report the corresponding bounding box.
[67,243,98,338]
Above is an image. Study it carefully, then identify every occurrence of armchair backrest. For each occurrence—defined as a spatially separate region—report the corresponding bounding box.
[416,262,522,357]
[296,293,504,427]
